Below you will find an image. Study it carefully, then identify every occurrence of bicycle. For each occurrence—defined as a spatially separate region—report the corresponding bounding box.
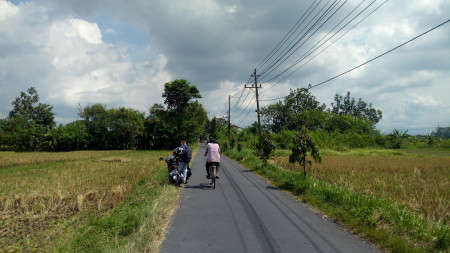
[208,162,217,189]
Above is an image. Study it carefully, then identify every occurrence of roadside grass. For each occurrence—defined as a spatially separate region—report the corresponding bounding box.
[0,149,190,252]
[227,148,450,253]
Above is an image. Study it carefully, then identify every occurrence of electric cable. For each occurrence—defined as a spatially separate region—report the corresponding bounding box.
[258,0,342,79]
[257,0,330,77]
[309,18,450,89]
[256,0,322,71]
[258,18,450,102]
[259,0,385,94]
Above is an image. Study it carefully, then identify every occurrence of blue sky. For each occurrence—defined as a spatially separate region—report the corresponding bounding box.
[1,0,449,135]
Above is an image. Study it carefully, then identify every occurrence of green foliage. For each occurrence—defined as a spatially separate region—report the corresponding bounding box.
[258,130,274,164]
[229,134,237,148]
[435,127,450,138]
[144,80,207,149]
[273,129,297,149]
[49,121,89,151]
[9,87,55,128]
[162,79,201,111]
[145,102,207,149]
[1,87,55,151]
[236,126,258,149]
[78,104,145,150]
[209,117,218,139]
[261,88,327,133]
[289,126,321,179]
[331,91,382,124]
[261,89,381,143]
[389,129,409,149]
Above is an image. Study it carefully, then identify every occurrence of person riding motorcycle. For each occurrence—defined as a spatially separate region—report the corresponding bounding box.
[204,138,221,179]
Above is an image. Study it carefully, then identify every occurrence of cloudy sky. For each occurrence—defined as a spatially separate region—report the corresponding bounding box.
[1,0,449,134]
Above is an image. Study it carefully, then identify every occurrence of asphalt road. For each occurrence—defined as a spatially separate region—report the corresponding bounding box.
[159,143,382,253]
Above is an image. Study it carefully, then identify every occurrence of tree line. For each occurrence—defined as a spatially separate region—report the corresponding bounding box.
[0,80,208,151]
[1,83,448,152]
[209,88,449,152]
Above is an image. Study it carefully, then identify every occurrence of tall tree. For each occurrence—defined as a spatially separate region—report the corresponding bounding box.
[145,79,207,149]
[162,79,201,111]
[9,87,55,129]
[4,87,55,151]
[261,88,326,132]
[331,91,382,124]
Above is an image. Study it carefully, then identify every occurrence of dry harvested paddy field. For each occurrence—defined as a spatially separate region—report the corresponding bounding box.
[0,150,173,252]
[273,149,450,225]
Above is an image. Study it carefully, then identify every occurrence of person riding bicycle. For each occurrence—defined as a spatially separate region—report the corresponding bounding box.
[204,138,221,179]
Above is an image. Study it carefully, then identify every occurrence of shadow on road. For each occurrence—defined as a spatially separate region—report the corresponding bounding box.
[183,183,214,190]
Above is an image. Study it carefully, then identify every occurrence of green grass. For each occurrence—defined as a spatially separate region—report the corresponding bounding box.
[226,147,450,253]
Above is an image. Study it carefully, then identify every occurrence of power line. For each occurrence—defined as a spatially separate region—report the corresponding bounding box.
[309,18,450,89]
[256,0,322,71]
[236,99,257,126]
[260,0,384,93]
[258,18,450,103]
[259,0,341,79]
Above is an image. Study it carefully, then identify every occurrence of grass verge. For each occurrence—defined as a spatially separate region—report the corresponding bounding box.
[226,148,449,253]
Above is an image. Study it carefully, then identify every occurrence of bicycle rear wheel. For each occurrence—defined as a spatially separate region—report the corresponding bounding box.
[211,165,216,189]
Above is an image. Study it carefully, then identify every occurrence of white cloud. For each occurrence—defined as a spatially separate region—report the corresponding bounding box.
[406,93,440,107]
[66,18,102,45]
[0,0,19,21]
[0,1,171,124]
[1,0,449,134]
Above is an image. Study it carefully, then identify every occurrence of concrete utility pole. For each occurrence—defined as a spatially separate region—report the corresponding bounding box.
[245,69,261,136]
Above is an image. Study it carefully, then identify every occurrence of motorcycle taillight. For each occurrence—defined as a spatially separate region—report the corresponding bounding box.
[170,165,176,170]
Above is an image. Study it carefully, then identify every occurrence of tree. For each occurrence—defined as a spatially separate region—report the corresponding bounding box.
[209,117,218,139]
[77,104,145,150]
[49,121,89,151]
[261,101,289,133]
[331,91,382,124]
[145,103,176,149]
[145,88,207,150]
[258,130,274,165]
[425,132,435,147]
[9,87,55,129]
[389,129,408,149]
[261,88,326,132]
[4,87,55,151]
[106,107,145,150]
[180,101,208,143]
[436,127,450,138]
[162,79,202,111]
[78,103,108,149]
[289,126,321,179]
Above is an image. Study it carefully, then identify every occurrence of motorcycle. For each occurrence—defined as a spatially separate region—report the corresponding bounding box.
[165,149,191,186]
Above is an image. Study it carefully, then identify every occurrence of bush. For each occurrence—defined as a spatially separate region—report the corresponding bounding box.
[273,129,297,149]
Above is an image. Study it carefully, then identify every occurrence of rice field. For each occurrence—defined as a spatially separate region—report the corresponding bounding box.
[0,150,170,251]
[273,152,450,225]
